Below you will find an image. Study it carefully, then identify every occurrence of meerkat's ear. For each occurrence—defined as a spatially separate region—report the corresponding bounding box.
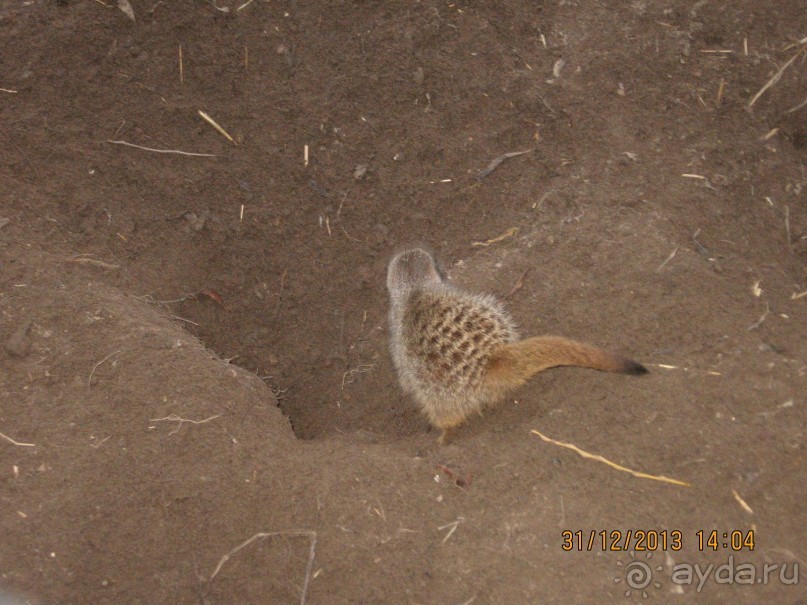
[413,244,446,283]
[388,247,444,291]
[423,258,443,283]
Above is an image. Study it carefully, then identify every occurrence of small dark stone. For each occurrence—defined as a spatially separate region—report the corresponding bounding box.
[5,320,32,358]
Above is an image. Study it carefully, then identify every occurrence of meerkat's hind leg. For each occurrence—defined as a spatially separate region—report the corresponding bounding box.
[434,414,467,445]
[437,426,457,445]
[424,403,466,445]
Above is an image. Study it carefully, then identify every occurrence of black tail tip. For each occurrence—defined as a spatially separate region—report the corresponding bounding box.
[624,360,649,375]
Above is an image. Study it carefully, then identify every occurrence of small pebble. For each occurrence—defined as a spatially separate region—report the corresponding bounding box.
[5,320,32,358]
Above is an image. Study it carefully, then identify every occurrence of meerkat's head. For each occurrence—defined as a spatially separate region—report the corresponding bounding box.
[387,248,444,300]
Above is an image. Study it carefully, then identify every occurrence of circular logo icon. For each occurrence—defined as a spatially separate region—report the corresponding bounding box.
[615,552,663,598]
[625,561,653,590]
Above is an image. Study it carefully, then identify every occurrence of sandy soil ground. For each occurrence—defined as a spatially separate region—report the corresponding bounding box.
[1,1,806,603]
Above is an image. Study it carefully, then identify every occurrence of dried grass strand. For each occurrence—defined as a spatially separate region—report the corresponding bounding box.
[749,46,806,107]
[210,530,317,605]
[531,429,690,487]
[107,140,217,157]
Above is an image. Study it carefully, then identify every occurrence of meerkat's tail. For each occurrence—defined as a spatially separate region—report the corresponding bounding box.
[483,335,647,394]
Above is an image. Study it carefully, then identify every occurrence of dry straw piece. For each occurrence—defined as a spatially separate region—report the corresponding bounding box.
[0,430,35,447]
[107,140,217,158]
[748,45,806,108]
[116,0,135,21]
[531,429,690,487]
[471,226,518,247]
[477,149,533,180]
[210,530,317,605]
[732,489,754,514]
[198,110,236,144]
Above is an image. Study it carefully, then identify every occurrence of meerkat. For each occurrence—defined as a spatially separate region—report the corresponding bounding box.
[387,247,647,443]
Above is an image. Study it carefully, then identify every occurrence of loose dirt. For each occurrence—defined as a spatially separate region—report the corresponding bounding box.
[1,1,806,603]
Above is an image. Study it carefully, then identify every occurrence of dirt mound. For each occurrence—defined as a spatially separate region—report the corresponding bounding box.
[1,1,806,603]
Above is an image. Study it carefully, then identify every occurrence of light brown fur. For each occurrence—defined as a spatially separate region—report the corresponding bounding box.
[386,248,647,442]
